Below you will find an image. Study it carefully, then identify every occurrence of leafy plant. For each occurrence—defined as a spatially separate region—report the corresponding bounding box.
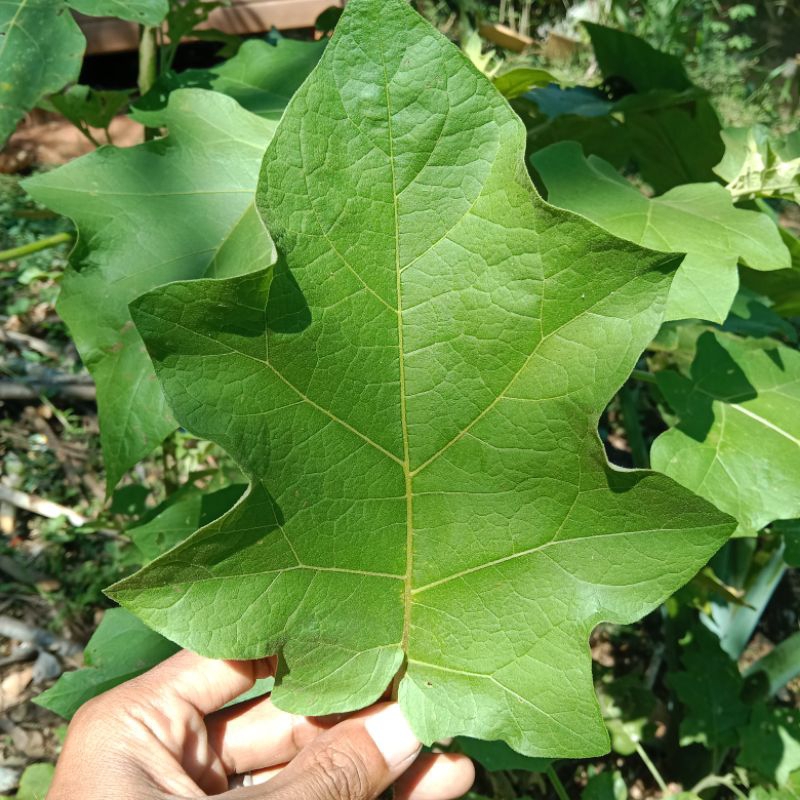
[107,0,733,758]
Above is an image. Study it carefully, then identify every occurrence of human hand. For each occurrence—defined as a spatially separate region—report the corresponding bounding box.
[47,650,475,800]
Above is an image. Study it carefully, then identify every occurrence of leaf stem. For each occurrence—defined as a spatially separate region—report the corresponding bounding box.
[630,368,657,385]
[619,385,649,468]
[634,741,668,795]
[545,765,570,800]
[0,232,73,263]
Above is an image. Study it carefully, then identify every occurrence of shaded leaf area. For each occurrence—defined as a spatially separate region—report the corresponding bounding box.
[723,288,798,345]
[35,608,179,719]
[531,142,789,324]
[584,23,723,193]
[667,624,749,749]
[130,483,246,562]
[597,674,655,756]
[36,483,245,719]
[652,331,800,535]
[67,0,166,24]
[457,738,550,773]
[742,226,800,318]
[0,0,85,146]
[517,23,724,193]
[739,705,800,786]
[715,125,800,203]
[41,85,131,132]
[110,0,733,758]
[581,770,628,800]
[23,90,277,490]
[135,37,327,121]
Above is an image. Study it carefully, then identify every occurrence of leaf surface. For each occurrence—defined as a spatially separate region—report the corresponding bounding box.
[23,90,276,489]
[715,125,800,203]
[135,37,326,120]
[35,608,179,719]
[67,0,167,24]
[652,331,800,535]
[667,624,748,749]
[0,0,84,145]
[110,0,733,757]
[531,142,789,323]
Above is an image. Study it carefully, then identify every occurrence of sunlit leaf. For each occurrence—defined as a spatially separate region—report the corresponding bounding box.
[110,0,732,758]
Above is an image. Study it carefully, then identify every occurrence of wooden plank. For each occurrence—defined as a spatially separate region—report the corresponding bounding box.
[478,22,534,53]
[77,0,345,55]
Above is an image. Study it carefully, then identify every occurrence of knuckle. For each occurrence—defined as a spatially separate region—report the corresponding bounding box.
[309,743,372,800]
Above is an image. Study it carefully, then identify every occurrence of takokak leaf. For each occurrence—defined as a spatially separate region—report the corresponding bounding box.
[584,23,723,192]
[110,0,733,758]
[652,331,800,535]
[67,0,167,25]
[135,37,326,120]
[43,84,131,131]
[23,90,276,490]
[667,624,748,749]
[0,0,84,146]
[738,705,800,786]
[35,608,179,719]
[715,125,800,203]
[492,69,561,100]
[583,22,692,94]
[130,483,245,562]
[531,142,789,323]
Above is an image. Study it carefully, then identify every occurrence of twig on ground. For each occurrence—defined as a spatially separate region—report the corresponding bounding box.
[0,484,87,527]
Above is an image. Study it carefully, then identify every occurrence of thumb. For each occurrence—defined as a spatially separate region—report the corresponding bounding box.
[226,703,421,800]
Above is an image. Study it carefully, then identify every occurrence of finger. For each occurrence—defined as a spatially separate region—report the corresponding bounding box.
[395,754,475,800]
[207,695,341,774]
[126,649,276,716]
[218,703,421,800]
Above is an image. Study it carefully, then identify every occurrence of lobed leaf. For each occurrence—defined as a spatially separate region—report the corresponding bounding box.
[531,142,789,323]
[24,90,277,489]
[135,37,327,121]
[0,0,84,145]
[652,331,800,535]
[111,0,733,757]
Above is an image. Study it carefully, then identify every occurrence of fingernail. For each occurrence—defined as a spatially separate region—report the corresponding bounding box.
[364,704,421,770]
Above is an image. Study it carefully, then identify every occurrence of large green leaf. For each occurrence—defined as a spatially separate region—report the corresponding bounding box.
[135,37,327,121]
[67,0,167,24]
[110,0,733,758]
[531,142,789,323]
[584,23,723,192]
[0,0,85,146]
[652,331,800,535]
[715,125,800,203]
[23,90,276,490]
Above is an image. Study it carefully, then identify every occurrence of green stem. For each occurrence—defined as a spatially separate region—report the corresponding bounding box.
[634,741,668,795]
[630,368,657,384]
[138,25,159,140]
[619,385,649,468]
[546,766,569,800]
[0,232,73,263]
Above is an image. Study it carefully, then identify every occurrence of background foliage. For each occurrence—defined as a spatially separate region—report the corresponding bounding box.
[0,0,799,797]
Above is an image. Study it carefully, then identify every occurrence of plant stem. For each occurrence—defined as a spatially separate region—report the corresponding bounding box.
[630,368,657,384]
[138,25,158,96]
[545,766,570,800]
[138,25,159,140]
[0,232,73,263]
[634,741,668,795]
[619,385,649,468]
